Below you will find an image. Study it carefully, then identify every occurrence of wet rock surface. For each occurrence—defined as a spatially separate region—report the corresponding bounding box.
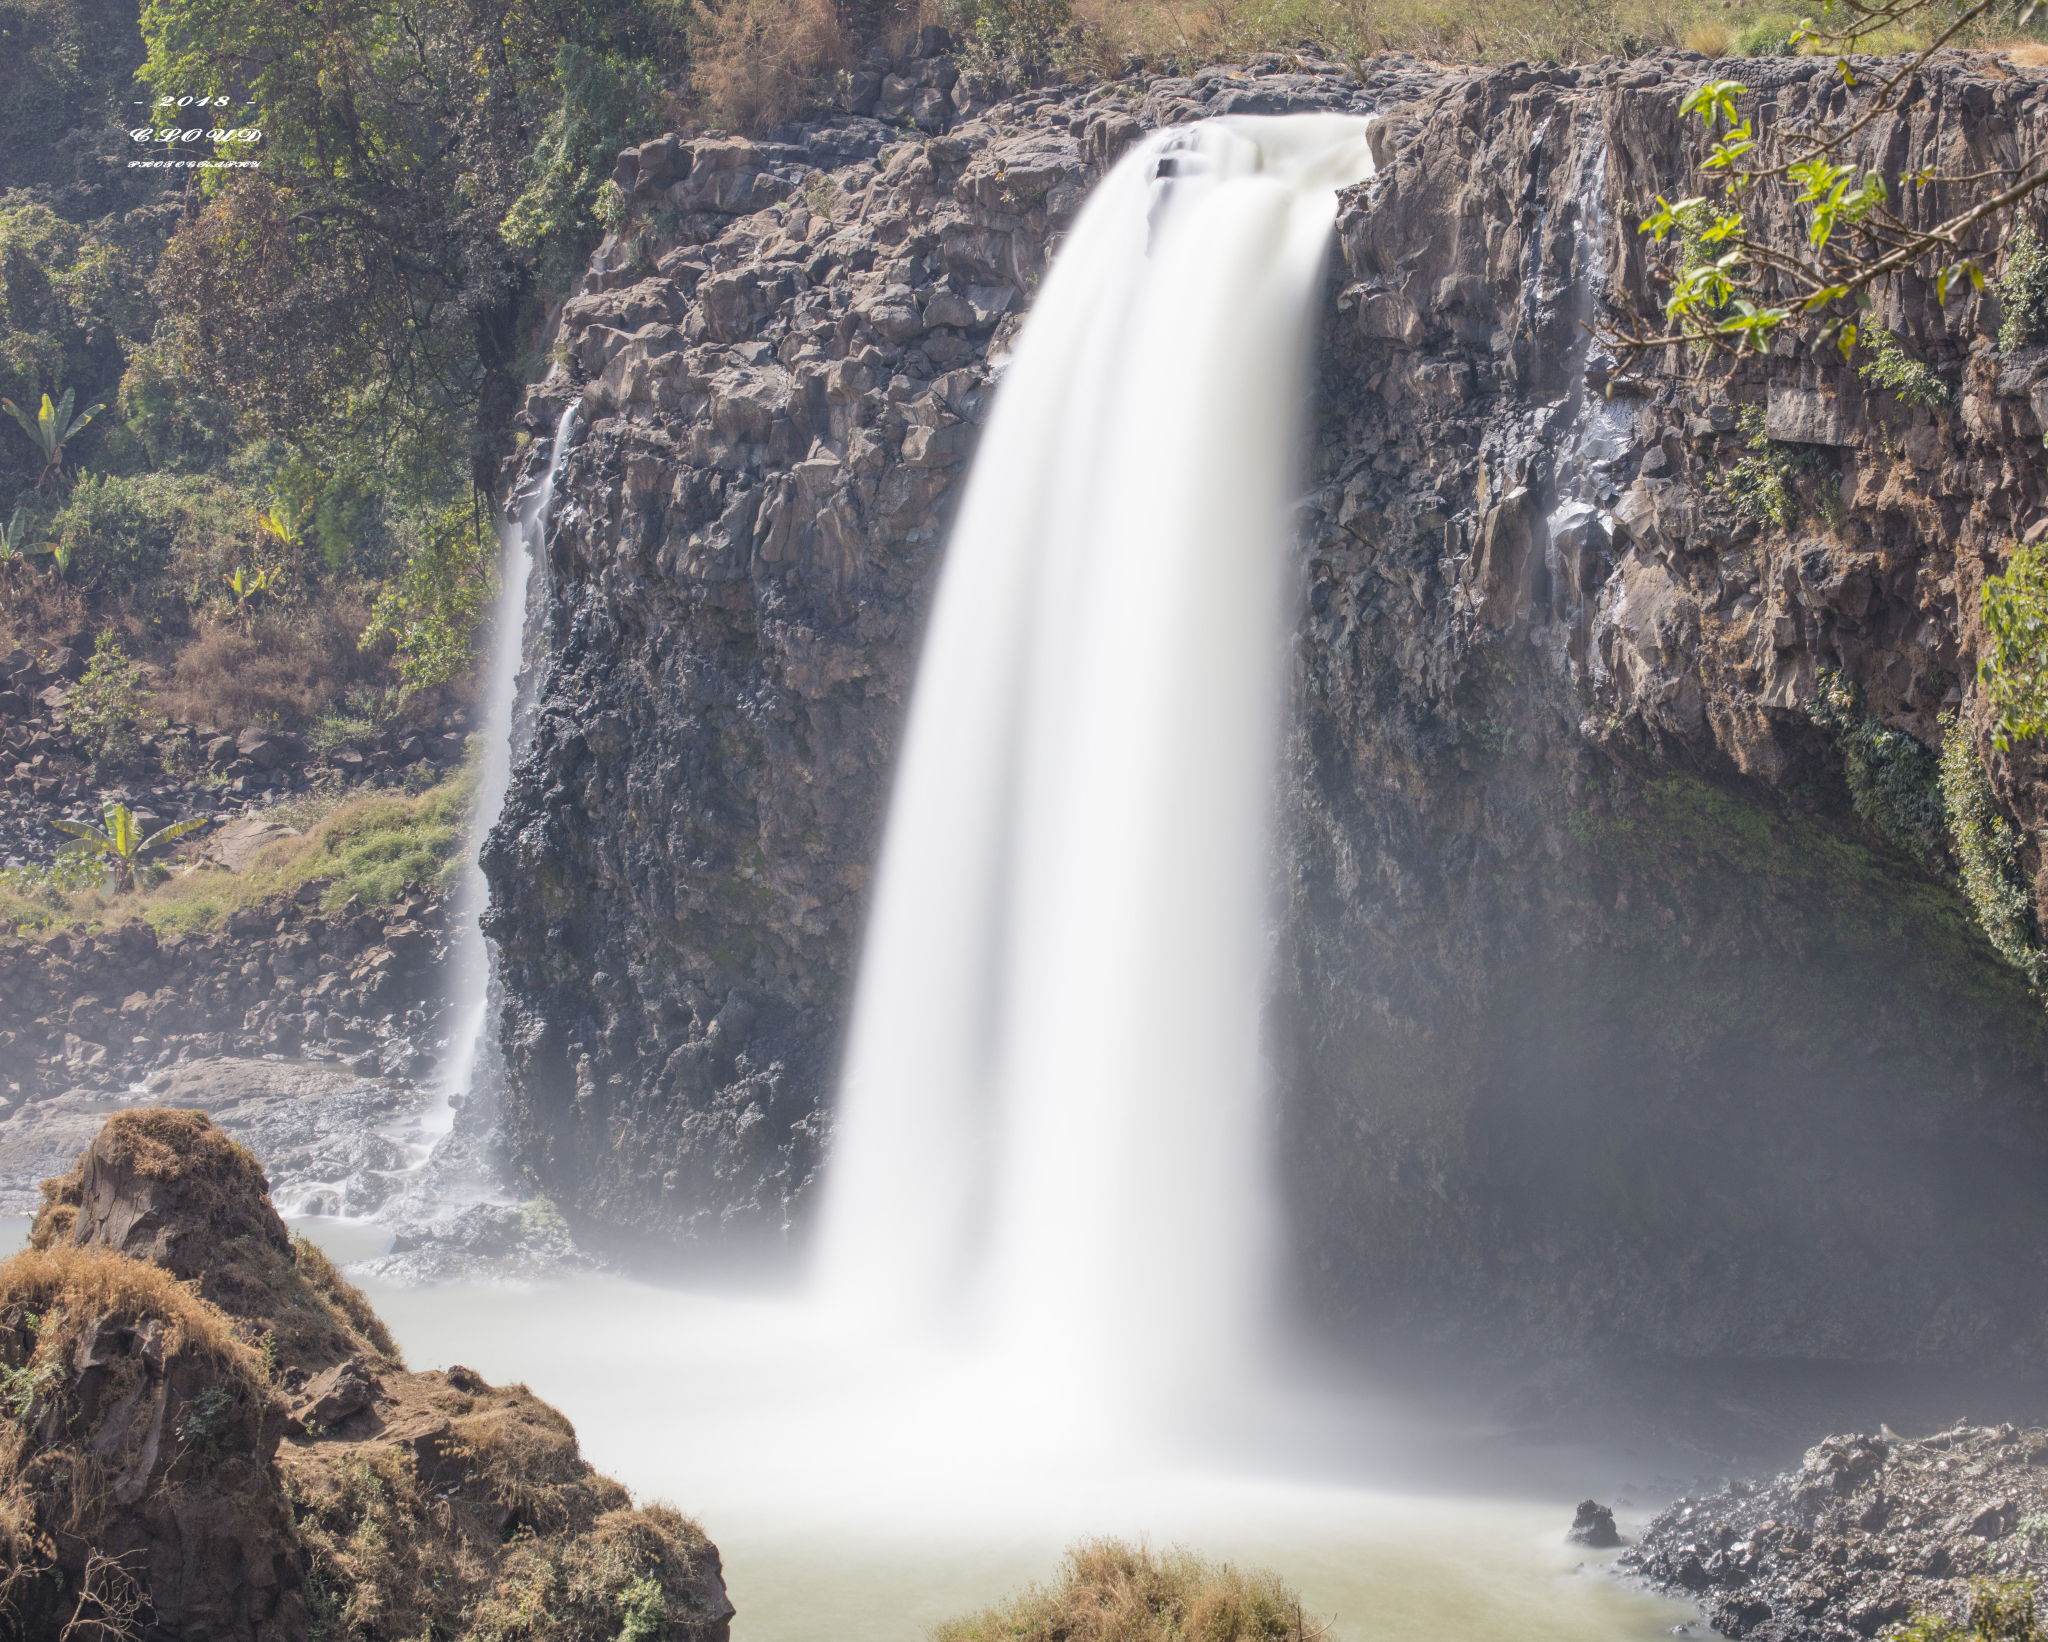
[1625,1423,2048,1640]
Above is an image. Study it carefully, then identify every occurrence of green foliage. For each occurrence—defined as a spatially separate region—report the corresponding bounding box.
[1,385,105,491]
[0,199,158,500]
[944,0,1075,76]
[49,471,175,592]
[1720,404,1809,528]
[361,501,499,694]
[1859,328,1954,409]
[615,1575,668,1641]
[67,632,151,770]
[0,503,37,564]
[55,799,212,891]
[0,1349,64,1429]
[500,46,668,291]
[173,1383,235,1456]
[1939,715,2048,989]
[1733,12,1799,51]
[2000,225,2048,356]
[1980,541,2048,749]
[1898,1578,2045,1642]
[1807,670,1946,868]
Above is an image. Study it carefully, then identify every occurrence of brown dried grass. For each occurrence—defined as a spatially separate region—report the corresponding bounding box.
[0,1245,252,1371]
[931,1538,1332,1642]
[694,0,850,131]
[157,594,385,732]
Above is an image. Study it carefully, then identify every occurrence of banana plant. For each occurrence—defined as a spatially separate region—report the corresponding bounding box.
[0,506,32,565]
[0,390,106,493]
[54,803,212,891]
[224,563,281,625]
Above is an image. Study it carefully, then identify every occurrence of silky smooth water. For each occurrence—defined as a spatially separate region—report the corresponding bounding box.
[434,407,577,1134]
[822,112,1381,1429]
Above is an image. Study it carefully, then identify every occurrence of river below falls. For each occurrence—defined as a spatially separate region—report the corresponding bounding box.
[341,1259,1694,1642]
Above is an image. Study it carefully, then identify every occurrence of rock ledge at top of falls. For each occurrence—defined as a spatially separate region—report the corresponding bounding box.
[488,45,2048,1369]
[2,1107,734,1640]
[1625,1422,2048,1641]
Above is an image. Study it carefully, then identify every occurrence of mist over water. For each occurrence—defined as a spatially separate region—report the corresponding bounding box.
[819,115,1378,1427]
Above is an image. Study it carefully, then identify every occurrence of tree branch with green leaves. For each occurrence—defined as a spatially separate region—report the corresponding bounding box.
[1617,4,2048,369]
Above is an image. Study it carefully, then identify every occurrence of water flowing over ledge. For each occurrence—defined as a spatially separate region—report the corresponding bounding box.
[818,114,1377,1421]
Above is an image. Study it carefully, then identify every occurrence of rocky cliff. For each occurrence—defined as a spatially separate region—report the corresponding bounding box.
[0,1108,734,1639]
[486,42,2048,1362]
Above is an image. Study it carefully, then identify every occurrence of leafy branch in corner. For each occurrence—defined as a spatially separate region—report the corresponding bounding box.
[1612,0,2048,371]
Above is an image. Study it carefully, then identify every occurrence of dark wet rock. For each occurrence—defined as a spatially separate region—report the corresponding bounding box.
[1624,1422,2048,1641]
[1569,1499,1622,1547]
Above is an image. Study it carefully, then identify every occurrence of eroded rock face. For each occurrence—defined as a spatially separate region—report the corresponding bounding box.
[492,49,2048,1361]
[1624,1422,2048,1641]
[4,1110,736,1641]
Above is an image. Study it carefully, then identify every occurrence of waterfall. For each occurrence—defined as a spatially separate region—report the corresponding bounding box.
[435,407,579,1134]
[816,116,1376,1418]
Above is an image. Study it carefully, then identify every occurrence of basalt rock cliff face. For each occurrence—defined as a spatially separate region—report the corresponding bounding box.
[488,44,2048,1361]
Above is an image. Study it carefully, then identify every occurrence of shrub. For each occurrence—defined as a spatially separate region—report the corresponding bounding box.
[1999,225,2048,355]
[1807,670,1946,868]
[1721,404,1804,529]
[1979,541,2048,749]
[691,0,848,132]
[1899,1577,2044,1642]
[932,1538,1331,1642]
[66,632,151,771]
[360,500,499,695]
[1939,714,2048,988]
[500,46,670,288]
[49,473,174,592]
[1733,12,1801,52]
[1859,329,1954,409]
[946,0,1076,76]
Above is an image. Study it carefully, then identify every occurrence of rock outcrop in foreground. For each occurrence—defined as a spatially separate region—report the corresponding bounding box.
[1626,1423,2048,1641]
[0,1108,732,1640]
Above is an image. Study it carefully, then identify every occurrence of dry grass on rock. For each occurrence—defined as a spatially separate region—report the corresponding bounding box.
[932,1538,1332,1642]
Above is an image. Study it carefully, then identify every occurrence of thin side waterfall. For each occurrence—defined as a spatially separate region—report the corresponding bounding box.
[817,115,1376,1419]
[435,407,579,1136]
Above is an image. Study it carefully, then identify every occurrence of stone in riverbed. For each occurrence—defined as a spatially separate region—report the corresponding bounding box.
[1567,1499,1621,1547]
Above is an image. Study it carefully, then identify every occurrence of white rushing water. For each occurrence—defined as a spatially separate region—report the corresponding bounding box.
[817,115,1378,1422]
[432,407,578,1141]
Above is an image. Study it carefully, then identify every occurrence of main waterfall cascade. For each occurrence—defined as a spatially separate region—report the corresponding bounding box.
[817,116,1378,1416]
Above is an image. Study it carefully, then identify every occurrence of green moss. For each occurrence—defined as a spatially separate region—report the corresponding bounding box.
[1808,669,1946,868]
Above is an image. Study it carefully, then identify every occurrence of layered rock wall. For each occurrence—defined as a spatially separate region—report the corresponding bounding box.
[488,47,2048,1360]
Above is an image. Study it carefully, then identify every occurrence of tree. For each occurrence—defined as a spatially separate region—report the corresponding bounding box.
[1621,2,2048,366]
[359,499,500,692]
[139,0,689,496]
